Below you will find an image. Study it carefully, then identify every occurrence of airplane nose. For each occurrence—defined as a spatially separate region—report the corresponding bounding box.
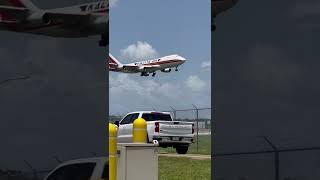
[178,56,186,61]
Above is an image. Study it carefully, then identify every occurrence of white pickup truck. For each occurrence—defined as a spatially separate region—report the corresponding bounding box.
[115,111,195,154]
[43,157,108,180]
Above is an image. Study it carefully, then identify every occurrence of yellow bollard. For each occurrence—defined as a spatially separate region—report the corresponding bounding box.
[133,117,147,143]
[109,123,117,180]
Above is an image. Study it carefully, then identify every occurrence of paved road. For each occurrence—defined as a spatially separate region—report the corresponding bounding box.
[159,153,211,160]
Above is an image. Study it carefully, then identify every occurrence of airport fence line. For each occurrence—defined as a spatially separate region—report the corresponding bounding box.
[213,136,320,180]
[4,137,320,180]
[109,105,213,153]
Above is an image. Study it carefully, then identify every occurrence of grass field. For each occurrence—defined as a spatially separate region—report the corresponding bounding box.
[159,157,211,180]
[159,135,211,155]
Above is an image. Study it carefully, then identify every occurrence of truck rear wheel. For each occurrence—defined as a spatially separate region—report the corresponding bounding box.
[176,145,189,154]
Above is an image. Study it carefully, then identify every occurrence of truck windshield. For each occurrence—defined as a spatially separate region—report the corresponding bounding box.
[46,163,96,180]
[142,113,172,121]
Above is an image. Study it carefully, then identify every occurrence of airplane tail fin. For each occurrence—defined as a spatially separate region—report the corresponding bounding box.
[109,53,122,70]
[0,0,39,10]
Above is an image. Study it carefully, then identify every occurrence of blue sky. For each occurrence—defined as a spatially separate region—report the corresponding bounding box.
[109,0,211,116]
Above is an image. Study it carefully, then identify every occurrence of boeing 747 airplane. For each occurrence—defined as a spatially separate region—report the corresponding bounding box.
[108,53,186,77]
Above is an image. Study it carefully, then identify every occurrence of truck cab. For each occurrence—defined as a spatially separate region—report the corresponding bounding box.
[43,157,108,180]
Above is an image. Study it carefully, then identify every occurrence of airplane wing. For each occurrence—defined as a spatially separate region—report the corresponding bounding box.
[122,65,161,71]
[143,65,161,69]
[0,6,29,20]
[43,12,91,24]
[121,64,140,71]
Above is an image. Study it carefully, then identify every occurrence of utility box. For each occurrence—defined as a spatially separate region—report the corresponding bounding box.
[117,143,158,180]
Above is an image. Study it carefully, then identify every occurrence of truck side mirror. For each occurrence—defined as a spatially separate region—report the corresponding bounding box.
[114,121,120,126]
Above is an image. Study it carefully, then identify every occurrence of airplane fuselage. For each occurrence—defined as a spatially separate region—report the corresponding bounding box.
[0,1,108,38]
[110,54,186,74]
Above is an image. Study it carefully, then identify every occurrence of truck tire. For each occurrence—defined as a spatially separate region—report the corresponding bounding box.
[176,145,189,154]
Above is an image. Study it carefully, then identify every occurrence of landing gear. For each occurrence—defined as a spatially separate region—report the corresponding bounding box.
[152,72,156,77]
[175,67,178,71]
[141,72,149,76]
[99,34,108,47]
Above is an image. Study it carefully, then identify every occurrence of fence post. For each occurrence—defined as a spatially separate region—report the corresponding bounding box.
[260,136,279,180]
[24,160,38,180]
[170,106,176,120]
[192,104,199,152]
[52,156,62,163]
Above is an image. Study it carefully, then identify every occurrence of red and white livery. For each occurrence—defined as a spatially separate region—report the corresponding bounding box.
[108,53,186,77]
[0,0,108,46]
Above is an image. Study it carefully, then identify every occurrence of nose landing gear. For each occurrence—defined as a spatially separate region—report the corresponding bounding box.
[141,72,149,76]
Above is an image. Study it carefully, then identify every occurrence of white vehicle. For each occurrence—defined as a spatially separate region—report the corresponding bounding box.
[0,0,108,46]
[44,157,108,180]
[109,53,186,77]
[115,111,195,154]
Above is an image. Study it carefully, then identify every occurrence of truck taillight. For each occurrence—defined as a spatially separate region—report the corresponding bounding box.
[155,122,160,133]
[192,123,195,134]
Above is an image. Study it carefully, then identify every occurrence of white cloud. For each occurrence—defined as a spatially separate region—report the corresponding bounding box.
[201,61,211,70]
[109,74,210,114]
[120,41,159,62]
[185,75,206,92]
[110,74,179,101]
[109,0,119,8]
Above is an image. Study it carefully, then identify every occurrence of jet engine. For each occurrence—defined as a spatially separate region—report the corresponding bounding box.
[94,16,108,25]
[161,68,172,73]
[27,12,51,25]
[93,16,108,32]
